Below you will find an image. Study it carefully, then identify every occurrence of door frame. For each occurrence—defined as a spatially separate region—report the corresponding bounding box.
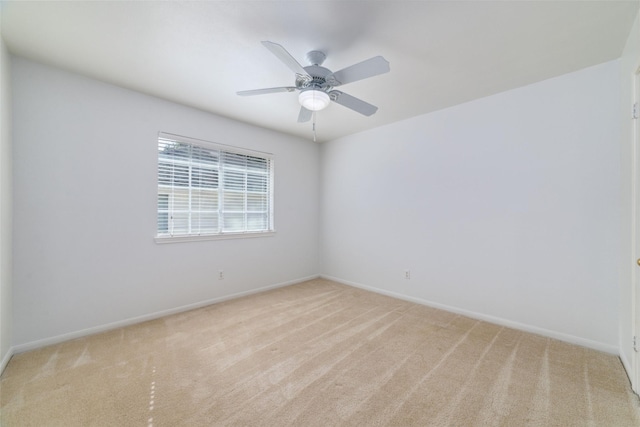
[633,67,640,394]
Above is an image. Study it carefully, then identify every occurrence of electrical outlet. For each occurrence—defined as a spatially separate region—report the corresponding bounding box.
[405,270,411,280]
[218,270,224,280]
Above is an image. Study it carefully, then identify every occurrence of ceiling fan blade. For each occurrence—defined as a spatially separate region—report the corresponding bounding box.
[298,107,313,123]
[329,90,378,116]
[326,56,390,86]
[261,41,311,79]
[236,87,297,96]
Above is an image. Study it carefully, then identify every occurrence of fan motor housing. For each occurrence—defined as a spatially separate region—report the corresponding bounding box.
[297,65,332,90]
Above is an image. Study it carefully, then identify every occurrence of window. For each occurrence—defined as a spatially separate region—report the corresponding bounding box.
[156,132,274,242]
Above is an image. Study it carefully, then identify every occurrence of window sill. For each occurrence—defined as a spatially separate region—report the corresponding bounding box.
[155,231,276,244]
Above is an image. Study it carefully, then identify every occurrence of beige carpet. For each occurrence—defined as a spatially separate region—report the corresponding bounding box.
[1,278,639,426]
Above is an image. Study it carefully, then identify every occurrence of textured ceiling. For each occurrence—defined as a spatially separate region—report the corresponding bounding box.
[1,1,638,142]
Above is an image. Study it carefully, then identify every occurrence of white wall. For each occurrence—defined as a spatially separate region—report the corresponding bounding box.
[12,57,320,348]
[0,16,13,370]
[321,60,621,352]
[619,8,640,375]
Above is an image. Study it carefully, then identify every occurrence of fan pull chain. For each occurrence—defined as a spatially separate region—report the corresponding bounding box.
[312,111,317,142]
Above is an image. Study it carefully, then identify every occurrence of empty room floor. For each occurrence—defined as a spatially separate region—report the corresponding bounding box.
[1,279,639,426]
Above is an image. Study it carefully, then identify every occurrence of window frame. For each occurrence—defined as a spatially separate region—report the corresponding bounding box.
[155,132,275,244]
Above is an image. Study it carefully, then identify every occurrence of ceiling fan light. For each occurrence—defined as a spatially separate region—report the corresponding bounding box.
[298,89,330,111]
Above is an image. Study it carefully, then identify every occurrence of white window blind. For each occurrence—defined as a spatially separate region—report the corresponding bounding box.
[157,133,273,239]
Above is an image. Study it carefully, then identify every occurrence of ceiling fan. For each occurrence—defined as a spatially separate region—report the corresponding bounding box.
[237,41,390,123]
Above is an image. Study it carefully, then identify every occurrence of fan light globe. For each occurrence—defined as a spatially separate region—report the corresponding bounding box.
[298,89,330,111]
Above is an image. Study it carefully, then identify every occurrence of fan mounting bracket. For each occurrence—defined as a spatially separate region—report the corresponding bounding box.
[306,50,326,66]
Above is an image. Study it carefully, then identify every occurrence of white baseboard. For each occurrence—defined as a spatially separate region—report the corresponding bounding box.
[321,274,619,355]
[10,273,619,359]
[1,345,15,376]
[12,274,320,355]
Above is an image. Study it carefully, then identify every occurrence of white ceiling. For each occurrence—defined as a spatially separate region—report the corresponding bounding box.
[1,1,638,142]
